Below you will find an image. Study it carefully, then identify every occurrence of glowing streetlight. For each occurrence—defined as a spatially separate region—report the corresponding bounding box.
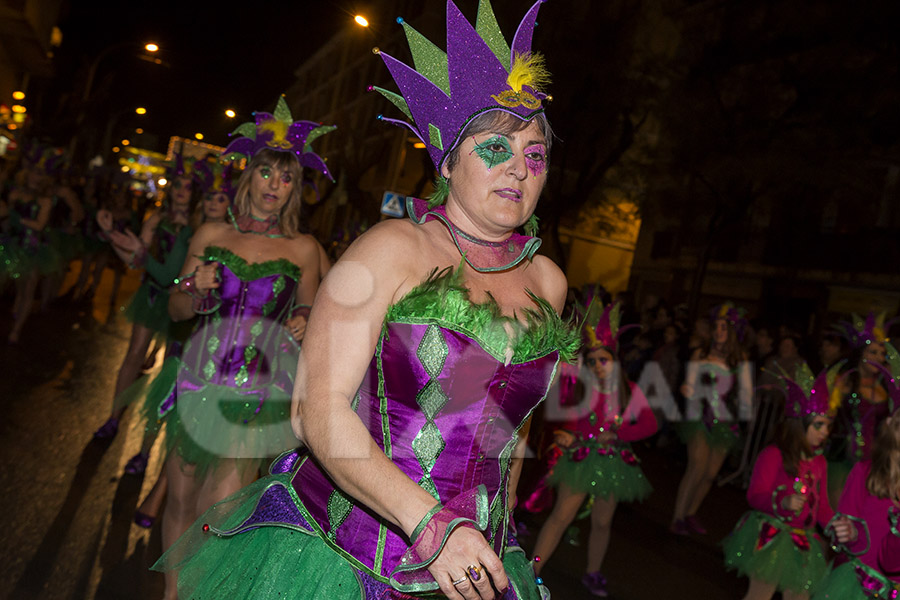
[8,124,16,130]
[354,15,369,27]
[135,107,147,115]
[135,128,144,134]
[12,91,25,100]
[158,178,168,187]
[145,43,159,53]
[112,147,120,153]
[225,109,236,118]
[121,166,130,173]
[195,133,204,140]
[121,139,130,146]
[11,105,26,113]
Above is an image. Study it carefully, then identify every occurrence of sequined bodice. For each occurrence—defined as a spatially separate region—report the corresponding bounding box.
[290,268,578,580]
[181,246,300,388]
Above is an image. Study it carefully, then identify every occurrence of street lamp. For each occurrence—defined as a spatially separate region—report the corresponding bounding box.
[354,15,369,27]
[135,107,147,115]
[12,91,25,101]
[145,43,159,53]
[225,109,236,118]
[195,133,204,140]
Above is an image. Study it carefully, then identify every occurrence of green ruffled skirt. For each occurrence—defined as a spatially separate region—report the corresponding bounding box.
[547,446,652,502]
[722,511,829,595]
[164,382,296,481]
[677,420,739,451]
[812,560,900,600]
[123,280,171,334]
[154,471,549,599]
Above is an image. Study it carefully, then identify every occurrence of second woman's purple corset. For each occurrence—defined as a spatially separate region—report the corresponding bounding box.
[290,268,580,583]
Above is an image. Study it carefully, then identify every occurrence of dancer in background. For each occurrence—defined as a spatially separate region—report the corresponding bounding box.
[814,388,899,599]
[92,155,198,441]
[723,363,848,600]
[532,300,657,598]
[671,302,753,534]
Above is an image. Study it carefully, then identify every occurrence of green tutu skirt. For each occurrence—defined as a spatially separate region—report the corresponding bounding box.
[812,560,900,600]
[164,381,296,481]
[154,469,550,599]
[123,280,171,334]
[677,420,739,451]
[723,511,829,595]
[547,445,652,502]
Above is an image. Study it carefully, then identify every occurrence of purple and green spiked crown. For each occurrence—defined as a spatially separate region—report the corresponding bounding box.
[222,95,336,181]
[372,0,551,171]
[773,362,842,419]
[195,160,237,200]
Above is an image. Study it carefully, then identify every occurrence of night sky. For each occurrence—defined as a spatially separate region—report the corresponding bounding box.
[44,0,360,151]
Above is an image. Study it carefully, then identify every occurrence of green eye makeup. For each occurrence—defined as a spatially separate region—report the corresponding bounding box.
[470,135,514,169]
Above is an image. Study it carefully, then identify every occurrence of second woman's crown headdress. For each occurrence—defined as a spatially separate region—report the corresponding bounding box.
[222,95,336,181]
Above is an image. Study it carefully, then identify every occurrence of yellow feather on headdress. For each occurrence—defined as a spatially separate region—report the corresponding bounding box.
[260,119,290,146]
[507,52,551,94]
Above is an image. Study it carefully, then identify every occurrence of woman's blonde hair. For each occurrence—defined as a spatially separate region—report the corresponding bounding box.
[233,148,303,238]
[866,407,900,499]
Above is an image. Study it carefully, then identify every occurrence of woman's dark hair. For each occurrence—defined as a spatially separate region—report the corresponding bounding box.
[583,344,632,408]
[443,110,553,174]
[700,318,745,368]
[867,408,900,499]
[774,414,816,476]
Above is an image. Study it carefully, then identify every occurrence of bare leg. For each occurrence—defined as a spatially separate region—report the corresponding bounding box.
[532,483,589,574]
[9,272,39,343]
[195,458,257,516]
[686,447,728,517]
[586,495,617,573]
[672,435,711,523]
[161,454,200,600]
[87,252,109,298]
[106,269,123,324]
[137,469,168,519]
[742,578,776,600]
[105,323,155,423]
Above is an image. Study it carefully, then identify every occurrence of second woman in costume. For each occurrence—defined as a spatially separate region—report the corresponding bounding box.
[532,300,657,598]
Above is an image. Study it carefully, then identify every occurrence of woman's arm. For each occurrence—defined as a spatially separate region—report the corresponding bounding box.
[143,226,192,285]
[168,224,220,321]
[617,383,659,442]
[737,356,754,422]
[20,196,51,230]
[292,221,438,534]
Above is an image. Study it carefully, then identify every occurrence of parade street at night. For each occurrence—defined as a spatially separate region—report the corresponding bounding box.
[0,269,747,600]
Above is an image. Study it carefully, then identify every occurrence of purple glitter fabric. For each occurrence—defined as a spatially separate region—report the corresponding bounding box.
[213,482,312,536]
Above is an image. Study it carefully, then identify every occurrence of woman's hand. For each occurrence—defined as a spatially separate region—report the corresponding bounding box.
[680,383,694,398]
[596,430,617,445]
[429,526,507,600]
[193,262,220,297]
[108,229,142,253]
[831,515,858,544]
[554,430,576,448]
[285,315,307,342]
[96,209,113,233]
[782,493,805,514]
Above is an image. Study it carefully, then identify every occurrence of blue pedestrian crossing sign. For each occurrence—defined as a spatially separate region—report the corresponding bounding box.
[381,191,407,218]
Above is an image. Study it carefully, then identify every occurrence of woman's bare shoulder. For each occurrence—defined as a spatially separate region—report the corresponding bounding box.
[528,254,567,312]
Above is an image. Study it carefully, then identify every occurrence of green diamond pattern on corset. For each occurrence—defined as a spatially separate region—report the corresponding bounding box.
[412,325,449,499]
[326,489,353,541]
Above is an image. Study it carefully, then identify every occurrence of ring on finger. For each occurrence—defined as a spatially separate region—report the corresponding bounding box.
[466,564,482,582]
[451,575,468,586]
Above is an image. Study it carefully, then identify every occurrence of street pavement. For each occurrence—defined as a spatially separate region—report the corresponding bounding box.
[0,261,747,599]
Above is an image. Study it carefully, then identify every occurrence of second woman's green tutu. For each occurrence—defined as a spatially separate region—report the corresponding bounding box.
[723,510,829,595]
[123,280,171,334]
[547,444,652,502]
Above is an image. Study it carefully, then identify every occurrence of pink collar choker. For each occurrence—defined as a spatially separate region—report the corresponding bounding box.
[230,208,284,237]
[407,197,540,272]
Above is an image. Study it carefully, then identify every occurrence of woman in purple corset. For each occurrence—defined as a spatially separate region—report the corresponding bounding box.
[155,98,334,599]
[155,2,577,599]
